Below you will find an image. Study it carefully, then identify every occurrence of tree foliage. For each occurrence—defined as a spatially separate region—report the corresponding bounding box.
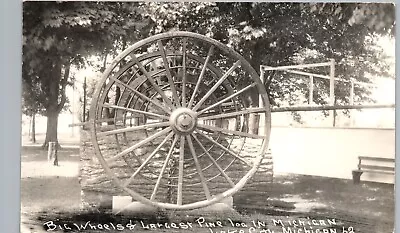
[22,1,150,147]
[308,3,395,35]
[22,2,395,142]
[139,2,394,116]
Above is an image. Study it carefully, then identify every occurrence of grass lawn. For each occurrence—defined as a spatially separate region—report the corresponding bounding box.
[20,146,394,233]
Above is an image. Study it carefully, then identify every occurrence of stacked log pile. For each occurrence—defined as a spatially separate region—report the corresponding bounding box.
[79,129,273,210]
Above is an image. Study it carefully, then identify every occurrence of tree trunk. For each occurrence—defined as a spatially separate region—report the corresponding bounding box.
[28,116,31,137]
[41,59,71,149]
[247,40,263,134]
[110,86,121,118]
[42,110,59,149]
[104,96,113,125]
[42,61,63,149]
[30,113,36,143]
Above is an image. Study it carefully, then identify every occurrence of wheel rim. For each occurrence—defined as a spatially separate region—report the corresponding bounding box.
[89,31,271,210]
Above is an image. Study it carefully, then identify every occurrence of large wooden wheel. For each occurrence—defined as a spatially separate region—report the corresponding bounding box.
[89,31,271,210]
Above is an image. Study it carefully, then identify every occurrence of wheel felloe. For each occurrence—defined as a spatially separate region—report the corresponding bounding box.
[89,31,271,210]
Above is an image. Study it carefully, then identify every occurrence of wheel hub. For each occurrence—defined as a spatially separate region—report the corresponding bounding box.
[90,31,271,210]
[170,108,197,134]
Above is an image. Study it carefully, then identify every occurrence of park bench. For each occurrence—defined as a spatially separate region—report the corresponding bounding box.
[352,156,395,184]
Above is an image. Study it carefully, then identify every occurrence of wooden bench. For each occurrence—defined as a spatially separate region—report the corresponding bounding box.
[352,156,395,184]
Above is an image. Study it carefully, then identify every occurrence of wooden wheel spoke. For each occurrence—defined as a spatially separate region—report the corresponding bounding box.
[186,135,212,200]
[105,127,171,164]
[90,32,271,210]
[130,53,176,109]
[123,132,174,188]
[188,45,214,108]
[197,82,257,115]
[110,77,171,114]
[177,136,185,205]
[98,121,170,137]
[195,129,252,167]
[150,135,179,201]
[157,40,181,105]
[197,123,265,139]
[94,115,140,125]
[191,134,235,188]
[181,38,187,107]
[101,103,169,120]
[198,107,267,121]
[193,60,241,111]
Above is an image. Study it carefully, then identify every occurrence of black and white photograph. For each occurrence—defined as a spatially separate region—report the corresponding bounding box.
[20,2,395,233]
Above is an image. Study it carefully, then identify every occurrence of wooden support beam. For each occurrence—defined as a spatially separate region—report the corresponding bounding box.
[261,62,331,71]
[309,75,314,104]
[280,68,331,80]
[329,59,335,106]
[271,104,395,113]
[69,104,395,128]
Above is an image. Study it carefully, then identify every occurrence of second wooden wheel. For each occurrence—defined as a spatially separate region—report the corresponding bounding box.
[89,31,271,210]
